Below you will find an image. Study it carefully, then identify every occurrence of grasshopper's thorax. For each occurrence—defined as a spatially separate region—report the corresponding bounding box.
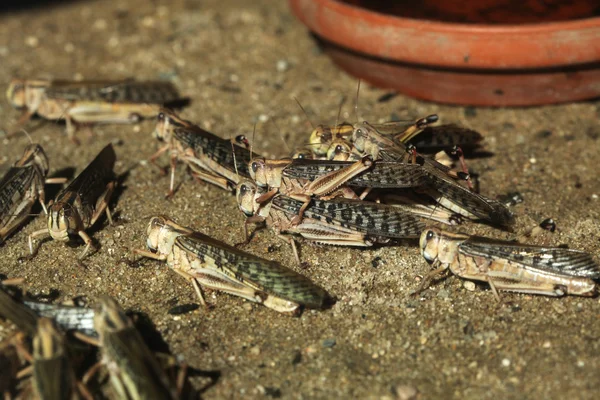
[48,202,82,241]
[326,139,352,161]
[17,144,50,177]
[145,215,183,256]
[236,180,258,217]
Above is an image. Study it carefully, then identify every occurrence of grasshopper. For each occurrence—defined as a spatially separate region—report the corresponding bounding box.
[133,215,329,313]
[26,144,117,260]
[6,78,181,143]
[349,122,513,226]
[236,180,437,264]
[306,114,443,158]
[415,227,600,299]
[150,109,256,196]
[79,296,182,400]
[20,318,93,400]
[1,144,66,244]
[249,155,376,224]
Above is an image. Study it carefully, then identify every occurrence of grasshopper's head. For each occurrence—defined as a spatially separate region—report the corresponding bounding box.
[33,318,65,361]
[292,147,314,160]
[420,228,442,265]
[17,144,50,176]
[351,122,370,153]
[6,78,26,108]
[248,157,268,186]
[326,139,352,161]
[153,109,173,141]
[309,125,333,157]
[145,215,185,255]
[94,295,131,339]
[48,202,81,241]
[236,180,258,217]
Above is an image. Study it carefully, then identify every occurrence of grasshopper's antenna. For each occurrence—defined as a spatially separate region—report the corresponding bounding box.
[354,80,361,124]
[334,95,346,129]
[271,117,290,154]
[250,122,257,158]
[20,129,34,144]
[294,97,314,130]
[231,137,239,181]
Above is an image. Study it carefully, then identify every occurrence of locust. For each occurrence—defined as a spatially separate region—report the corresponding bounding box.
[236,179,439,264]
[78,296,182,400]
[133,215,329,314]
[13,318,94,400]
[6,78,181,143]
[26,143,117,260]
[349,121,513,226]
[150,109,256,196]
[249,155,376,223]
[415,227,600,299]
[305,114,481,158]
[1,144,65,244]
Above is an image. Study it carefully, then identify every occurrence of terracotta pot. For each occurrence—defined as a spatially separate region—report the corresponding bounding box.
[289,0,600,106]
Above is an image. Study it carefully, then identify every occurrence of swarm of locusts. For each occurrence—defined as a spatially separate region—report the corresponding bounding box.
[0,78,598,398]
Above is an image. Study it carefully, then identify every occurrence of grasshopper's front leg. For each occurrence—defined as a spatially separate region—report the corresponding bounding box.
[77,230,96,260]
[25,229,51,260]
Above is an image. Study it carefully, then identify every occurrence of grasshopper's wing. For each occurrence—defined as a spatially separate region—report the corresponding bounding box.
[423,166,514,226]
[282,160,427,188]
[24,302,96,337]
[47,80,180,104]
[61,144,116,204]
[0,286,39,335]
[176,234,328,308]
[0,166,36,222]
[273,196,425,239]
[406,125,483,152]
[105,328,178,400]
[459,238,600,279]
[174,128,253,179]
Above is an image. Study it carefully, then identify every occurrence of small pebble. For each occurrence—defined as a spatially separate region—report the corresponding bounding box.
[276,59,289,72]
[463,281,476,291]
[391,384,418,400]
[501,358,511,367]
[25,36,39,47]
[542,341,551,348]
[322,338,336,348]
[250,346,260,355]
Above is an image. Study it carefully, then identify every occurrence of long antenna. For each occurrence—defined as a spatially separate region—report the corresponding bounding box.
[271,116,290,154]
[334,95,346,129]
[293,97,314,130]
[354,80,361,124]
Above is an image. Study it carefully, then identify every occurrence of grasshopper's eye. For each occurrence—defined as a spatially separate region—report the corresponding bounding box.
[355,129,362,136]
[158,112,165,121]
[335,144,343,154]
[251,161,259,173]
[426,230,434,241]
[239,184,248,196]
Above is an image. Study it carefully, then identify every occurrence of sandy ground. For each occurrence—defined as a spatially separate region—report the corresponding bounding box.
[0,1,599,399]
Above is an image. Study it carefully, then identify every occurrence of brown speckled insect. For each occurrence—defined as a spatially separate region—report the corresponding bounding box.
[26,144,117,260]
[0,144,66,244]
[133,215,329,314]
[415,227,599,299]
[236,180,433,264]
[6,78,180,143]
[150,109,255,197]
